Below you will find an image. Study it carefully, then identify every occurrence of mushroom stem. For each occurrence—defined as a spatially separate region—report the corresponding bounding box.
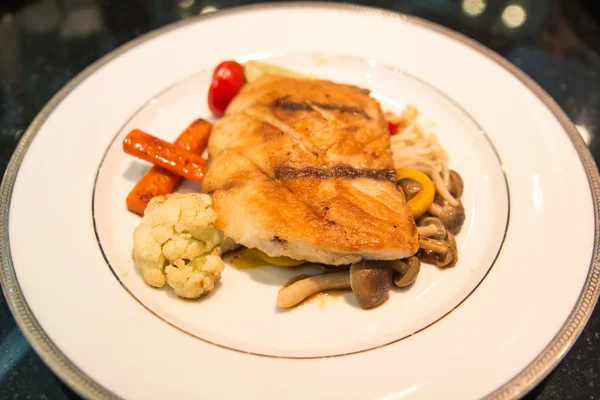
[418,238,458,268]
[388,260,410,275]
[277,272,350,308]
[393,257,421,287]
[429,202,443,216]
[419,238,450,255]
[418,216,447,240]
[417,224,440,238]
[431,169,459,206]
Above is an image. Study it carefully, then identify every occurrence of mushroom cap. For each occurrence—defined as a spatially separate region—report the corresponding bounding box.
[398,177,422,201]
[446,231,457,252]
[420,216,447,240]
[437,246,458,268]
[394,257,421,287]
[439,203,466,234]
[448,170,464,199]
[350,262,393,309]
[406,256,421,269]
[442,232,459,268]
[417,249,439,265]
[417,238,458,268]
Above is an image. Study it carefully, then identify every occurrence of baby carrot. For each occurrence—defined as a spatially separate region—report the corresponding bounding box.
[126,119,212,216]
[123,129,208,185]
[173,118,212,154]
[126,169,181,216]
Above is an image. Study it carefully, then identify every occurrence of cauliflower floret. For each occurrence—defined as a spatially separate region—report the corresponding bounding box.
[132,193,225,299]
[165,250,225,299]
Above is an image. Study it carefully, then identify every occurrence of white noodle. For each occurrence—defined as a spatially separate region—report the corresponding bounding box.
[442,166,450,187]
[387,105,458,205]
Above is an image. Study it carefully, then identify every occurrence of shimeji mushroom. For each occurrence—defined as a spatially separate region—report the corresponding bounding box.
[446,231,457,252]
[389,257,421,287]
[398,177,422,200]
[418,237,458,268]
[428,201,465,234]
[350,261,393,309]
[417,216,447,240]
[448,170,464,199]
[277,261,394,309]
[277,271,350,308]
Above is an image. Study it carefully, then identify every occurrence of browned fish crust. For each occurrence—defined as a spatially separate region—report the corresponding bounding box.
[203,75,419,265]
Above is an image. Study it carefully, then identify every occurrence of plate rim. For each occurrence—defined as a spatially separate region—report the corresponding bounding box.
[0,3,598,400]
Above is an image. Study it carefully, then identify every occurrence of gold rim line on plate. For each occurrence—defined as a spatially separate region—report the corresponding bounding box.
[0,3,598,400]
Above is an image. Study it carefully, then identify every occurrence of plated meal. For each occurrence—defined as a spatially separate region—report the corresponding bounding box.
[3,4,598,399]
[124,60,466,310]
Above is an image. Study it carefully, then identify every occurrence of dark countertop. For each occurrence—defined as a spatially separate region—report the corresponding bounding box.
[0,0,599,398]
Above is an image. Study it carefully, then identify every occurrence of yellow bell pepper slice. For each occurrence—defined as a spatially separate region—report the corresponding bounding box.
[246,248,306,267]
[396,168,435,219]
[231,248,265,269]
[243,60,314,83]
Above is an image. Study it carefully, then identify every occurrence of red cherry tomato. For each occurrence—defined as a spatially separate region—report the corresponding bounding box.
[388,121,399,135]
[208,61,246,117]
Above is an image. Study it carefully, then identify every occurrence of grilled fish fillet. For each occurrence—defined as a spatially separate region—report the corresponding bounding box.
[202,75,418,265]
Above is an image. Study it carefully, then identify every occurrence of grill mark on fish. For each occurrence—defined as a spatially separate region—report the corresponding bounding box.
[273,97,371,119]
[274,165,397,181]
[274,98,314,111]
[221,149,349,229]
[312,102,371,120]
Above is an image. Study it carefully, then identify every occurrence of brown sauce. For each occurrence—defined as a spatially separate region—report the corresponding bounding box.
[305,289,350,308]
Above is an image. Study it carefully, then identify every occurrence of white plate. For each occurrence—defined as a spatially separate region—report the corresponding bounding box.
[1,3,599,399]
